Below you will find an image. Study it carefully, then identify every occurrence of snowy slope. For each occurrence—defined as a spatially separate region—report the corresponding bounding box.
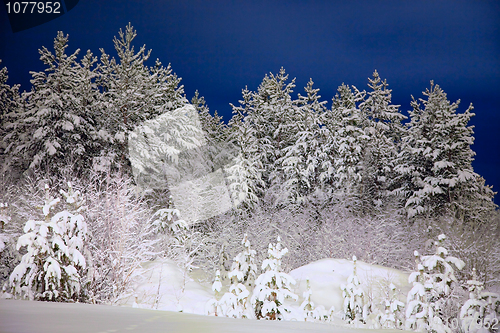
[118,259,214,314]
[0,299,402,333]
[116,257,410,327]
[289,258,410,313]
[0,258,411,332]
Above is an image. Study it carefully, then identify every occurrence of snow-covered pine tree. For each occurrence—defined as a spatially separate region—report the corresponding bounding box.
[9,183,87,302]
[395,82,495,221]
[96,23,152,173]
[217,237,254,319]
[9,32,99,176]
[226,95,265,210]
[191,91,236,211]
[460,268,487,333]
[406,234,465,332]
[376,282,405,329]
[0,60,23,175]
[192,91,227,149]
[251,236,298,320]
[96,23,187,174]
[151,195,184,234]
[229,69,300,206]
[277,79,326,206]
[150,59,187,115]
[229,234,258,288]
[330,84,369,211]
[358,71,406,211]
[406,250,429,331]
[340,255,365,324]
[301,278,316,321]
[460,267,500,333]
[207,269,222,316]
[70,49,105,175]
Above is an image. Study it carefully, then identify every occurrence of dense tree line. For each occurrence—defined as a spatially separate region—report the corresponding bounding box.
[0,25,498,324]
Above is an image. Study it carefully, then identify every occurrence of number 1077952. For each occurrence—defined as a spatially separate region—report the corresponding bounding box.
[5,2,61,14]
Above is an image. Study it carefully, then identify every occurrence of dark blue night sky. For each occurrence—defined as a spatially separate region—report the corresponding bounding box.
[1,1,499,202]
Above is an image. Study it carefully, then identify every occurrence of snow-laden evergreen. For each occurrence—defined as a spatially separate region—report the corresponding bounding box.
[275,79,326,206]
[300,278,316,321]
[406,234,465,332]
[395,82,495,221]
[151,195,184,233]
[9,183,87,301]
[228,68,302,206]
[191,91,230,173]
[0,60,23,175]
[229,234,257,288]
[340,255,365,324]
[405,251,428,331]
[358,70,406,211]
[218,245,252,318]
[460,268,487,333]
[0,202,11,253]
[375,282,405,329]
[95,23,187,173]
[329,85,369,209]
[214,234,257,318]
[251,236,298,320]
[206,269,223,316]
[226,100,264,209]
[460,268,500,333]
[7,32,100,176]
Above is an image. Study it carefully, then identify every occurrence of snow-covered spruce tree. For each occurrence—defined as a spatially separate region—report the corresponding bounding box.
[229,69,301,206]
[277,79,327,206]
[9,183,87,302]
[0,60,23,176]
[358,71,406,212]
[340,255,365,324]
[226,95,265,211]
[460,268,486,333]
[9,32,100,177]
[217,237,255,319]
[376,282,405,329]
[406,234,465,332]
[301,278,316,322]
[329,84,369,212]
[460,268,500,333]
[150,58,187,114]
[70,49,106,176]
[395,82,495,222]
[96,23,187,173]
[230,233,258,288]
[251,236,298,320]
[406,251,429,331]
[206,269,223,316]
[191,90,231,173]
[151,195,183,234]
[0,202,11,253]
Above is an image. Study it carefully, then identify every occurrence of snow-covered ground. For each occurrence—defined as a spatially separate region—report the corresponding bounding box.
[1,257,410,332]
[111,257,409,329]
[0,298,403,333]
